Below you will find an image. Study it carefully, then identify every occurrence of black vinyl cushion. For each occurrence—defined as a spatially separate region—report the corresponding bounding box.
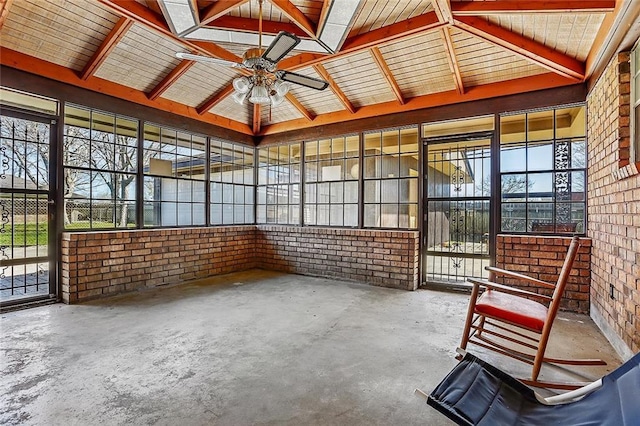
[426,352,640,426]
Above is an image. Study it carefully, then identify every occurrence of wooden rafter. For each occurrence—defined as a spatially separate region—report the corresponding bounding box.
[313,64,356,114]
[0,0,13,30]
[203,15,307,38]
[200,0,249,26]
[258,72,578,135]
[80,17,133,80]
[315,0,331,37]
[439,28,464,95]
[253,104,261,134]
[432,0,453,23]
[269,0,316,39]
[0,47,253,135]
[451,1,615,15]
[454,16,585,81]
[98,0,242,64]
[148,59,195,100]
[279,11,444,72]
[196,85,235,115]
[369,47,404,105]
[285,93,315,121]
[142,0,163,15]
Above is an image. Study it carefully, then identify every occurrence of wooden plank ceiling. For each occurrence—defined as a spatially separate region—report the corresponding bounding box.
[0,0,618,139]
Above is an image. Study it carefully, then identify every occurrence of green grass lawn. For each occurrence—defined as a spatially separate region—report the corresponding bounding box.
[0,223,48,246]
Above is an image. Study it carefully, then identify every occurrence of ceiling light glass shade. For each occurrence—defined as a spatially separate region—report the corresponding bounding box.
[232,90,250,105]
[269,92,284,106]
[273,80,290,97]
[233,76,251,93]
[248,84,270,105]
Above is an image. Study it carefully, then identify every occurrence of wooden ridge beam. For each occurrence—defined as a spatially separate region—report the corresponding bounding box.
[432,0,453,23]
[200,0,249,25]
[203,15,308,38]
[258,72,579,136]
[285,93,315,121]
[313,64,356,114]
[270,0,316,39]
[196,85,235,115]
[279,11,444,72]
[0,0,13,30]
[1,47,252,135]
[253,104,261,134]
[451,1,615,15]
[370,47,405,105]
[80,17,133,80]
[148,59,194,100]
[98,0,242,64]
[454,16,585,81]
[439,27,464,94]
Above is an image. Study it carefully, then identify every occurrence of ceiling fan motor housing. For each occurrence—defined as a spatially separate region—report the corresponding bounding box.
[243,48,277,72]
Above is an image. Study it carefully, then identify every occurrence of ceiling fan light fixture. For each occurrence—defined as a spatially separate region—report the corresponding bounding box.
[269,92,285,106]
[273,80,290,97]
[232,90,250,105]
[233,76,251,93]
[248,84,270,105]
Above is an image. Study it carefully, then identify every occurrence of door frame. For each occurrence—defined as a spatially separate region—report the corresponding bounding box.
[420,130,496,288]
[0,106,60,307]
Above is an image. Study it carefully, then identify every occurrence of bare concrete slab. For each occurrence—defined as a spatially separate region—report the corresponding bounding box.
[1,270,621,425]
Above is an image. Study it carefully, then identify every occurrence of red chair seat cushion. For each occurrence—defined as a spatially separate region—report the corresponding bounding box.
[475,290,548,332]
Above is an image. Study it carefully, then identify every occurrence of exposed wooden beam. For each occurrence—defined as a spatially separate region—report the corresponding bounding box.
[203,15,308,38]
[258,72,579,136]
[142,0,163,15]
[0,0,13,30]
[279,11,444,72]
[80,17,133,80]
[200,0,249,25]
[285,93,314,121]
[269,0,316,39]
[315,0,331,37]
[369,47,405,105]
[439,27,464,95]
[148,59,195,100]
[98,0,242,64]
[454,16,585,81]
[253,104,261,134]
[313,64,356,114]
[196,85,235,115]
[1,47,252,135]
[451,1,615,15]
[432,0,453,23]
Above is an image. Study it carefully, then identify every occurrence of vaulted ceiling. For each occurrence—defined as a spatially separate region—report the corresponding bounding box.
[0,1,623,138]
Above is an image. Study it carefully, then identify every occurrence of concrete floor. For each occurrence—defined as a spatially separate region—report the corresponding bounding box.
[0,270,621,425]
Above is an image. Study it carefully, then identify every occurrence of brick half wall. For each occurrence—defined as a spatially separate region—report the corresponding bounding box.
[495,235,591,313]
[255,226,420,291]
[61,226,256,303]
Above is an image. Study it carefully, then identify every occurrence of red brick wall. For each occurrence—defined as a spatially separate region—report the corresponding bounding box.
[61,226,256,303]
[495,235,591,313]
[587,52,640,354]
[255,226,420,290]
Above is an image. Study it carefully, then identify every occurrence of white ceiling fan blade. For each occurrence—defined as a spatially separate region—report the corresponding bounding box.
[278,71,329,91]
[175,52,242,68]
[262,32,301,64]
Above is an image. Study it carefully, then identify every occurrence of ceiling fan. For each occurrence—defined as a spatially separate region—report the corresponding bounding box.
[175,0,329,106]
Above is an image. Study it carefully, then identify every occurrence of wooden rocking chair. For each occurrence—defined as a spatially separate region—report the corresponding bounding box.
[459,236,605,389]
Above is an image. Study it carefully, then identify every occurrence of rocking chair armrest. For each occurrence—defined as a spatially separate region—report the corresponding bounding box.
[485,267,556,289]
[467,277,553,301]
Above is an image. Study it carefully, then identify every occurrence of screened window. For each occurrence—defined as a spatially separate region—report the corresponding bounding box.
[143,124,206,227]
[500,105,586,234]
[632,40,640,162]
[304,135,359,227]
[363,127,419,229]
[256,144,301,224]
[210,140,254,224]
[63,105,138,229]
